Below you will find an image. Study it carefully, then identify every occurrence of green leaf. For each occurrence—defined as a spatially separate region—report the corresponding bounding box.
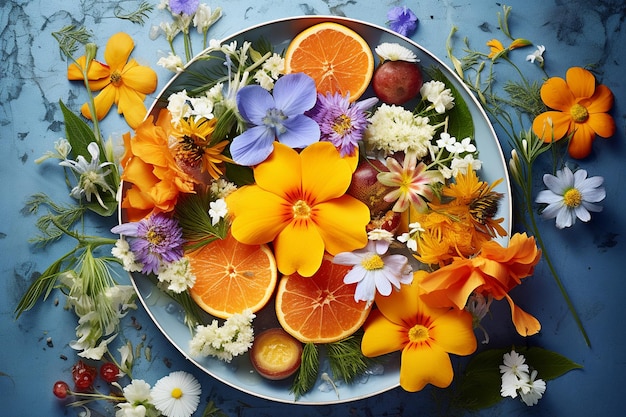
[326,332,379,383]
[521,346,583,380]
[59,100,98,161]
[290,343,319,400]
[427,67,475,141]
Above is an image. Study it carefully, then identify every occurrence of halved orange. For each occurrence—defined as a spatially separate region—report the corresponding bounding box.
[188,232,277,319]
[275,257,372,343]
[284,22,374,102]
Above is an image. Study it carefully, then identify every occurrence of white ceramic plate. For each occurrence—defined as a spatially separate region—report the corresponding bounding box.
[129,16,512,405]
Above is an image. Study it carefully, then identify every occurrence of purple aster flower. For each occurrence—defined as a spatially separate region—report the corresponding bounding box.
[169,0,200,15]
[111,213,185,275]
[231,72,320,166]
[333,240,413,304]
[307,92,378,157]
[387,6,419,37]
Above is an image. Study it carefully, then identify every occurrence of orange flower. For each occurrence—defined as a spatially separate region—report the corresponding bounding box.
[68,32,158,128]
[532,66,615,159]
[362,272,477,392]
[419,232,542,336]
[226,142,370,277]
[120,110,197,221]
[486,38,531,59]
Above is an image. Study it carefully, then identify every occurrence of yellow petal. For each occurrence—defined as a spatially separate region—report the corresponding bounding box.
[273,219,325,277]
[361,309,407,357]
[374,272,422,324]
[105,32,134,70]
[253,143,301,199]
[429,308,477,356]
[313,195,370,255]
[121,59,158,94]
[67,56,110,83]
[300,141,353,204]
[116,85,148,128]
[400,343,453,391]
[227,185,291,244]
[82,85,116,121]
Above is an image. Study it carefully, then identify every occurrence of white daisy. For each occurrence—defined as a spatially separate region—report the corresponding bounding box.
[151,371,201,417]
[519,370,547,406]
[374,42,419,62]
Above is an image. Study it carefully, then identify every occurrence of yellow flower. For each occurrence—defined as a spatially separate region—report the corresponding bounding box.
[486,38,531,60]
[362,272,477,392]
[170,117,232,180]
[68,32,158,128]
[532,66,615,159]
[226,142,370,277]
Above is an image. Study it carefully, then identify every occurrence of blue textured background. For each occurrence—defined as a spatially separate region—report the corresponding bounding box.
[1,0,624,416]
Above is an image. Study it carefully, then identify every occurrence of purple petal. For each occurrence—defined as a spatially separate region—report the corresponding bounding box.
[278,115,321,149]
[111,222,139,237]
[230,125,277,166]
[237,85,275,125]
[273,73,318,116]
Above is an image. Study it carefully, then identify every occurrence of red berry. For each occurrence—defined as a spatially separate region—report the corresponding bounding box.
[347,159,394,216]
[72,360,97,391]
[100,362,120,383]
[53,381,70,399]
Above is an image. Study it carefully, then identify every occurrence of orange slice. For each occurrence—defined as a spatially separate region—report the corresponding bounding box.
[275,257,372,343]
[284,22,374,101]
[188,233,277,319]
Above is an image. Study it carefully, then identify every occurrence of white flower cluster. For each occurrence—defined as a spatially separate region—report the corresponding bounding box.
[167,87,221,125]
[364,104,435,156]
[500,350,546,406]
[157,257,196,293]
[253,52,285,90]
[189,309,255,362]
[115,371,201,417]
[431,132,482,179]
[420,80,455,114]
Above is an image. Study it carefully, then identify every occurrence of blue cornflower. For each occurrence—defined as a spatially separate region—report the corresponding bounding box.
[307,92,378,157]
[230,72,320,166]
[169,0,199,15]
[111,213,185,275]
[387,6,419,37]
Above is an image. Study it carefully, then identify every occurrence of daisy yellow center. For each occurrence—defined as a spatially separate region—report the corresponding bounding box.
[408,324,429,342]
[176,136,204,167]
[563,188,582,208]
[171,387,183,399]
[333,114,352,136]
[361,253,384,270]
[570,103,589,123]
[292,199,311,219]
[110,70,122,86]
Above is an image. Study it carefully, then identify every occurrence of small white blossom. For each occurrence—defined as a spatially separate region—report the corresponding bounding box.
[451,137,477,154]
[375,42,419,62]
[157,258,196,293]
[112,238,143,272]
[526,45,546,65]
[262,53,285,78]
[436,132,457,153]
[35,138,72,163]
[208,198,228,225]
[151,371,201,417]
[193,4,222,33]
[157,52,184,72]
[367,228,395,243]
[519,370,547,406]
[450,154,482,176]
[189,310,255,362]
[253,69,275,90]
[420,80,455,113]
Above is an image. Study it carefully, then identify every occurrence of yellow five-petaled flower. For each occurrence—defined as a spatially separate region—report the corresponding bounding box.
[226,142,370,277]
[68,32,158,129]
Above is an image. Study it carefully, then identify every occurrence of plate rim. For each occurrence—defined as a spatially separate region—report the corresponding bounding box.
[125,15,512,405]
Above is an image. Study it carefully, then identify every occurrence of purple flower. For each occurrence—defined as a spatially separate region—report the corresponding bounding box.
[231,73,320,166]
[307,92,378,157]
[111,213,185,275]
[387,6,418,37]
[169,0,199,15]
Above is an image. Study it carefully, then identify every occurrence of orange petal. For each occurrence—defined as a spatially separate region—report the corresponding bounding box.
[227,185,290,244]
[121,59,158,94]
[374,272,423,324]
[504,294,541,336]
[400,343,453,391]
[105,32,134,70]
[540,76,576,111]
[419,260,485,309]
[254,143,302,200]
[587,112,616,138]
[68,56,110,83]
[584,84,614,113]
[313,195,370,255]
[273,219,325,277]
[532,111,572,142]
[361,309,407,357]
[568,123,596,159]
[566,67,595,99]
[429,309,477,356]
